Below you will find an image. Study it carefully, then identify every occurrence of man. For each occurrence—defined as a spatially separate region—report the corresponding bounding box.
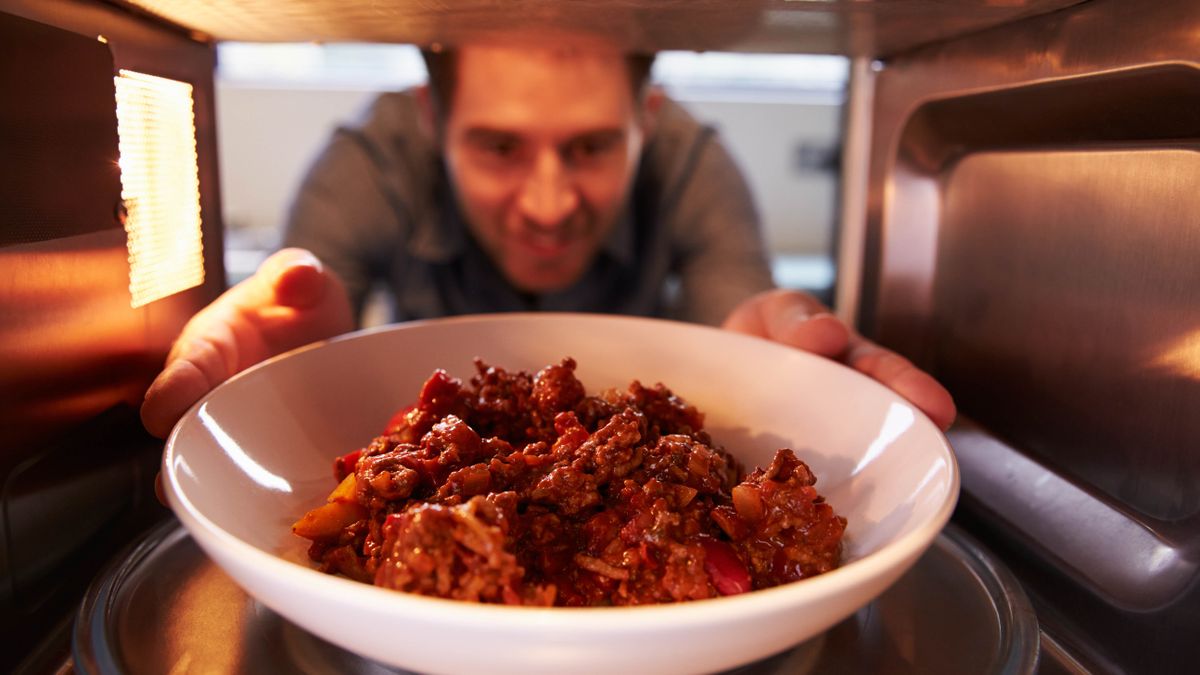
[140,37,955,437]
[285,42,769,325]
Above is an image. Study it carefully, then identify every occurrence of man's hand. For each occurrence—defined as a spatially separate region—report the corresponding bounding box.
[723,289,956,431]
[140,248,354,438]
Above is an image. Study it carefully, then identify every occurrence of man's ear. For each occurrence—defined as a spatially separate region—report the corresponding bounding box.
[639,85,665,139]
[414,84,439,143]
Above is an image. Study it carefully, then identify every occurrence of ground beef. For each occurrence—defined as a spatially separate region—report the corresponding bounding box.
[295,358,846,606]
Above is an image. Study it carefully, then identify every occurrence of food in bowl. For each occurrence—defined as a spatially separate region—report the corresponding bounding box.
[165,314,958,674]
[293,357,846,606]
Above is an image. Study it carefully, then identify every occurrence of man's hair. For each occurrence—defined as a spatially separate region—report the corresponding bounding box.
[420,47,656,122]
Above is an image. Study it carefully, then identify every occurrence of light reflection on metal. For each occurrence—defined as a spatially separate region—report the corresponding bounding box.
[1148,327,1200,380]
[114,70,205,308]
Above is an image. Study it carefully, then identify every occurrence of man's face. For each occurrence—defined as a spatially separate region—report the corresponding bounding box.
[440,43,649,294]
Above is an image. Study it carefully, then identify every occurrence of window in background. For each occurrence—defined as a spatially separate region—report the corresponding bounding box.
[216,44,847,302]
[652,52,847,302]
[215,44,425,284]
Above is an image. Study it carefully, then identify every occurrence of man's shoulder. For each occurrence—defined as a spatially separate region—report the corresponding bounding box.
[640,92,715,191]
[649,93,707,150]
[338,90,436,165]
[355,90,422,129]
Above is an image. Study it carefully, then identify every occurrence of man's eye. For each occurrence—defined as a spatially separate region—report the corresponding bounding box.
[486,139,519,157]
[470,135,522,161]
[565,135,619,163]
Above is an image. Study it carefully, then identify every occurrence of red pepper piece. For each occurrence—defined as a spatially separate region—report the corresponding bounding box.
[333,448,364,482]
[701,538,752,596]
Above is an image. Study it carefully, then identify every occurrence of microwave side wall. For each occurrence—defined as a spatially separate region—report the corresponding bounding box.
[846,0,1200,672]
[0,2,223,671]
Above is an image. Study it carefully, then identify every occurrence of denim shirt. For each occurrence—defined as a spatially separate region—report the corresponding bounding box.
[283,91,773,327]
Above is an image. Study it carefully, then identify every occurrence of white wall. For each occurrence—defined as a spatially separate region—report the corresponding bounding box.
[680,96,841,254]
[215,84,378,242]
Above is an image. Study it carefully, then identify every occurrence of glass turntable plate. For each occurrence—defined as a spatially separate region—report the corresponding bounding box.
[73,520,1038,674]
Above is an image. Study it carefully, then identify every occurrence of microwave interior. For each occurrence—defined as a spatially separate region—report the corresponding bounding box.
[2,1,1198,673]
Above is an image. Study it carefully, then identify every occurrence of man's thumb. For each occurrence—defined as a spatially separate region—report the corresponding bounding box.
[260,248,329,309]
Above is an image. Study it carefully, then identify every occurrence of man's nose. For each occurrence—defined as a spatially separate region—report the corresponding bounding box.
[517,150,579,229]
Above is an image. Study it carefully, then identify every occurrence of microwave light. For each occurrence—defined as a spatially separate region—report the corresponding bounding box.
[114,69,205,308]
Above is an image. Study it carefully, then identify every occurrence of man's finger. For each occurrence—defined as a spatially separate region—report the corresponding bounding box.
[141,357,220,438]
[764,308,849,358]
[724,289,849,358]
[847,340,957,431]
[142,248,353,439]
[726,289,957,431]
[261,248,330,310]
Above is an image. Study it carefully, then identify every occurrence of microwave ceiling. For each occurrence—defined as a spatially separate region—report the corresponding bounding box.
[119,0,1083,57]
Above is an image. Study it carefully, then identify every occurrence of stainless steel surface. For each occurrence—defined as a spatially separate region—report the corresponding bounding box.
[0,9,120,248]
[114,0,1081,58]
[856,0,1200,671]
[951,419,1195,612]
[832,56,875,325]
[74,521,1038,674]
[938,147,1200,521]
[0,0,226,459]
[0,4,226,672]
[0,9,129,455]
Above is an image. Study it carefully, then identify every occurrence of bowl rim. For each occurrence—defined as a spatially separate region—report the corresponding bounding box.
[163,312,961,632]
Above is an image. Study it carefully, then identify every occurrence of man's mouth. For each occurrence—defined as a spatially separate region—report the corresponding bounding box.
[519,231,575,259]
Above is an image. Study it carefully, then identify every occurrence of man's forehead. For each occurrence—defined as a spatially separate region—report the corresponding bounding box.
[457,29,627,60]
[447,40,638,132]
[455,40,628,77]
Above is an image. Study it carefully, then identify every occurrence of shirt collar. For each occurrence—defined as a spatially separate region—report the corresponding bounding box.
[406,162,466,263]
[600,207,636,267]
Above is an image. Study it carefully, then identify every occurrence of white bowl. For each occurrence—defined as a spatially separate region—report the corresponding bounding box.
[163,313,958,675]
